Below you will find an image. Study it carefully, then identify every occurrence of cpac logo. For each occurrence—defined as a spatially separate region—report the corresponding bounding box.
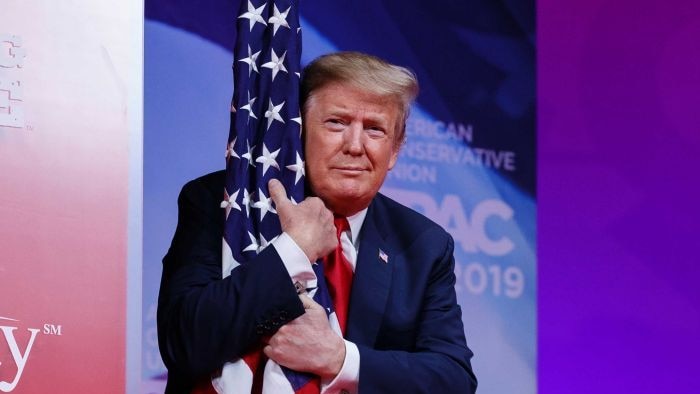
[0,34,26,129]
[383,187,515,256]
[0,317,40,393]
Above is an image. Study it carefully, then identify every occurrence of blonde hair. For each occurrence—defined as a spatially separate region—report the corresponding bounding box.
[301,51,419,146]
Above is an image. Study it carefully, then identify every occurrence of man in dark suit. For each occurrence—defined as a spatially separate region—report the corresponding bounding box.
[158,52,477,393]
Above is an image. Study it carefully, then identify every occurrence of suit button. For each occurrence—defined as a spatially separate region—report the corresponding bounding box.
[279,311,288,320]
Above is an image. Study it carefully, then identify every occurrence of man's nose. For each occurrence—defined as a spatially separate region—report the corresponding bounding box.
[342,122,364,155]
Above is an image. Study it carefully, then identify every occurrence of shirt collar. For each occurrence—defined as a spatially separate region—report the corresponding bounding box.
[345,208,368,245]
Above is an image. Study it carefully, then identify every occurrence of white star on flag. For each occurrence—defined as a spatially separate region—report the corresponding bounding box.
[255,143,281,176]
[239,45,261,76]
[240,93,258,122]
[252,187,276,220]
[286,152,305,184]
[261,49,288,81]
[258,234,278,252]
[238,0,267,32]
[242,231,259,253]
[220,189,241,218]
[226,137,240,160]
[268,5,291,36]
[291,114,302,137]
[264,99,285,130]
[241,140,256,167]
[242,188,253,217]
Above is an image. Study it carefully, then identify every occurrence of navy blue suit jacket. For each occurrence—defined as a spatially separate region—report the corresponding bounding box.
[158,171,477,393]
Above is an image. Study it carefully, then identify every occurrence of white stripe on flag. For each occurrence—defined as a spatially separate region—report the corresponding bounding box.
[214,359,254,394]
[261,362,295,394]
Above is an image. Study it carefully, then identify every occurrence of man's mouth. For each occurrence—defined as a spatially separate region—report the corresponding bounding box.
[333,166,366,174]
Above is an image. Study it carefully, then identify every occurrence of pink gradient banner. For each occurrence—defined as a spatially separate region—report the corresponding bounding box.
[0,1,141,392]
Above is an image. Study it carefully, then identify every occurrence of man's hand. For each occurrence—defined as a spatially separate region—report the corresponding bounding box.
[263,294,346,380]
[268,178,337,262]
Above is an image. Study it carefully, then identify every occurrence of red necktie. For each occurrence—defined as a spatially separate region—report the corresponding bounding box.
[323,216,354,334]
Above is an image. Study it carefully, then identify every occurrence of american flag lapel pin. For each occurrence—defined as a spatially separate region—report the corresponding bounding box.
[378,249,388,264]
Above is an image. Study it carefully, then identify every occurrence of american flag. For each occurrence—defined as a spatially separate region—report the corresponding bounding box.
[213,1,335,393]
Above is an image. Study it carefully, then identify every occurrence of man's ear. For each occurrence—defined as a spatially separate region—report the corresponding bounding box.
[388,147,399,170]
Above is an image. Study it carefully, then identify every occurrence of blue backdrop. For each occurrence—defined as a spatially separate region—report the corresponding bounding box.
[144,1,535,392]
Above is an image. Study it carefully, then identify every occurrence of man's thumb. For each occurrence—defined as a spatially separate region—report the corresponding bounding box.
[268,179,291,211]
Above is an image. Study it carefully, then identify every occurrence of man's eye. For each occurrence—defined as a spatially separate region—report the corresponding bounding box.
[366,127,386,137]
[326,119,345,129]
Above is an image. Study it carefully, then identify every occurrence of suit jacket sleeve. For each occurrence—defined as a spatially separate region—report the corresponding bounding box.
[157,172,305,380]
[356,226,477,393]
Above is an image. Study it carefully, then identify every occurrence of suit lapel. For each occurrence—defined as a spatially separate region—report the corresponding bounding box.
[346,199,393,346]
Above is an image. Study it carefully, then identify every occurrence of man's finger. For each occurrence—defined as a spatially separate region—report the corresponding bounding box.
[263,345,273,358]
[268,179,291,211]
[299,293,323,310]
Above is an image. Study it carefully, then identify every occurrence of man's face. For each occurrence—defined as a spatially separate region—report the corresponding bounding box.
[304,82,400,216]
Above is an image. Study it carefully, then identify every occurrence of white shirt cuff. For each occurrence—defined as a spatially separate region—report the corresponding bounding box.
[272,232,317,291]
[321,340,359,394]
